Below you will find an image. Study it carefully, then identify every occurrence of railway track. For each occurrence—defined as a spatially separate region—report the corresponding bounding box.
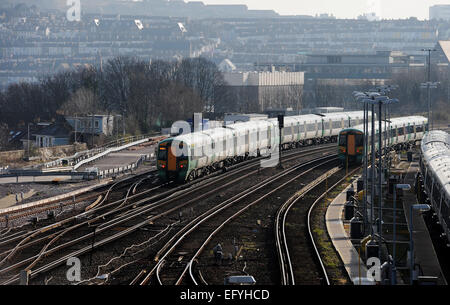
[276,165,360,285]
[0,144,336,285]
[133,154,339,285]
[0,169,161,228]
[183,164,360,285]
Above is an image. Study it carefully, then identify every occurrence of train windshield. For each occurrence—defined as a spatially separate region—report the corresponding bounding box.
[339,135,347,146]
[158,146,168,160]
[355,134,364,146]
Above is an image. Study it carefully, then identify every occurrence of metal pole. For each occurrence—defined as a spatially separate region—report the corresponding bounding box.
[409,204,414,285]
[392,184,397,285]
[278,126,283,169]
[427,50,431,131]
[388,104,391,177]
[91,114,95,147]
[27,123,30,158]
[74,114,77,144]
[384,104,387,169]
[378,101,383,251]
[366,102,370,231]
[363,102,368,231]
[371,103,375,235]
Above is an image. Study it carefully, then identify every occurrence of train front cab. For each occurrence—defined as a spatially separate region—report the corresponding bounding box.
[339,130,364,165]
[157,140,189,182]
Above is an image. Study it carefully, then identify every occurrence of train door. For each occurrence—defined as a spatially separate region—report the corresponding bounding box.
[329,119,333,137]
[168,143,177,171]
[304,121,307,139]
[347,134,356,156]
[407,123,411,141]
[315,120,319,138]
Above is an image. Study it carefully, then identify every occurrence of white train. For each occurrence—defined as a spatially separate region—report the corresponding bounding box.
[157,111,368,181]
[338,116,428,164]
[420,130,450,243]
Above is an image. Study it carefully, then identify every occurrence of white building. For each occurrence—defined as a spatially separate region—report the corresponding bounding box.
[221,71,304,113]
[65,115,114,137]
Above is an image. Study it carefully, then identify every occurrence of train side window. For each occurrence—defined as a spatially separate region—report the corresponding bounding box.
[391,127,397,137]
[416,125,423,133]
[407,126,414,134]
[398,127,404,136]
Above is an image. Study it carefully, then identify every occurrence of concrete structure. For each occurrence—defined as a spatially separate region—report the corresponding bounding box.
[430,5,450,21]
[301,51,423,82]
[221,71,304,113]
[326,180,369,283]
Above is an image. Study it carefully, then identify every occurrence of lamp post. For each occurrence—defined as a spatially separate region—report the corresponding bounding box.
[420,81,439,131]
[421,48,437,131]
[361,94,386,235]
[354,91,370,232]
[391,183,411,285]
[409,204,431,285]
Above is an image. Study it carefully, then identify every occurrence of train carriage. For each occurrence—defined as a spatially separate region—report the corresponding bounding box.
[420,130,450,244]
[338,116,428,165]
[157,111,427,183]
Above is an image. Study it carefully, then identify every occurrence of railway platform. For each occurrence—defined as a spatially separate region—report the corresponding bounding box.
[326,179,368,283]
[76,145,156,172]
[327,156,448,285]
[0,179,112,216]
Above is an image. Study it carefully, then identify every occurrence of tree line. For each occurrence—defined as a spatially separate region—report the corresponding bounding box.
[0,56,227,138]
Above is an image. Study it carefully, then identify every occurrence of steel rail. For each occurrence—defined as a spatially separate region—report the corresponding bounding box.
[306,166,361,286]
[276,167,340,285]
[157,156,339,285]
[1,146,335,284]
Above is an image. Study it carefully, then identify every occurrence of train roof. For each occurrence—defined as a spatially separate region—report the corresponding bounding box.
[340,116,428,134]
[421,130,450,199]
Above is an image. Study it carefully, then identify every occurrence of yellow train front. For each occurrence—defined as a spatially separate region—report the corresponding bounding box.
[338,128,364,165]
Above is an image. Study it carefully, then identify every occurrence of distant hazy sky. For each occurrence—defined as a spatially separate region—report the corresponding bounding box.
[200,0,450,20]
